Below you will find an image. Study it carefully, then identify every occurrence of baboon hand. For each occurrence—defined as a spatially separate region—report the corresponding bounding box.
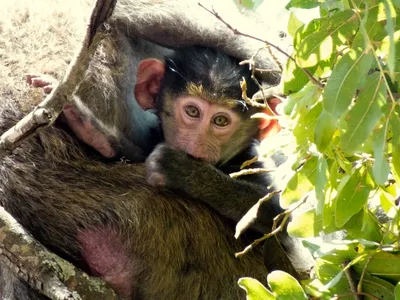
[145,143,195,188]
[26,74,58,94]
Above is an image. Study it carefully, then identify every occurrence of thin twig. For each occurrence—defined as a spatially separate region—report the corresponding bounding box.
[333,292,380,300]
[0,0,117,159]
[240,79,267,109]
[342,261,361,300]
[198,3,324,89]
[235,194,307,257]
[230,168,275,178]
[357,253,373,293]
[240,155,259,169]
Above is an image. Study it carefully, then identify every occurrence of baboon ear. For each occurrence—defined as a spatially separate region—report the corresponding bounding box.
[134,59,165,110]
[257,97,282,140]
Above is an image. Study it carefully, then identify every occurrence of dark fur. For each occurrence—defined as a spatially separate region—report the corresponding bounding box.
[0,98,267,299]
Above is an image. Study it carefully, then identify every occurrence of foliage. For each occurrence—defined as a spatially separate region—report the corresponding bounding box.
[238,0,400,299]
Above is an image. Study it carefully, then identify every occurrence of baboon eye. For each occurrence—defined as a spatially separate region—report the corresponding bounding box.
[213,115,229,127]
[185,105,200,118]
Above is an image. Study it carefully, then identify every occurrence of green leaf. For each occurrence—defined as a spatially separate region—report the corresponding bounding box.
[283,59,317,94]
[281,156,318,209]
[267,271,307,300]
[383,0,396,80]
[355,250,400,282]
[238,277,275,300]
[314,109,337,152]
[314,259,352,294]
[379,186,398,217]
[353,4,387,51]
[323,50,374,118]
[286,0,319,9]
[293,102,323,147]
[295,10,357,68]
[362,273,395,300]
[315,156,328,215]
[390,108,400,183]
[340,73,387,152]
[335,170,372,227]
[296,31,333,68]
[284,84,321,116]
[345,209,383,242]
[288,12,304,38]
[372,120,390,185]
[233,0,263,10]
[287,209,322,238]
[395,282,400,300]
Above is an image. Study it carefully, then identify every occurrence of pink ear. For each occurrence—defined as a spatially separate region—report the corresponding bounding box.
[257,97,282,140]
[134,59,165,110]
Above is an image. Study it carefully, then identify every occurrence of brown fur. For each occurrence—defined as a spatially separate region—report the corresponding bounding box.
[0,99,266,299]
[0,1,289,298]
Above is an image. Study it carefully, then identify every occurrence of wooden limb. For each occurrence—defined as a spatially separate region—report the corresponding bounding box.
[0,0,117,159]
[235,193,308,253]
[230,168,275,179]
[0,207,117,300]
[199,3,324,89]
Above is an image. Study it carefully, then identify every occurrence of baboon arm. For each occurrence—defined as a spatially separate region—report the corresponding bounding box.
[146,144,281,232]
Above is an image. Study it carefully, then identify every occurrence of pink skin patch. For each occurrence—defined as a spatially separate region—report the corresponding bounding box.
[77,228,135,297]
[26,74,54,94]
[63,105,116,158]
[171,96,240,162]
[26,74,115,157]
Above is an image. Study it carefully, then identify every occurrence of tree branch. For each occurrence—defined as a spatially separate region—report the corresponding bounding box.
[0,207,117,300]
[198,3,324,89]
[0,0,117,159]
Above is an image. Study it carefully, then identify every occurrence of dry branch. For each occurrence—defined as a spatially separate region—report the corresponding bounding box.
[198,3,324,89]
[0,0,117,159]
[0,0,118,298]
[0,207,117,300]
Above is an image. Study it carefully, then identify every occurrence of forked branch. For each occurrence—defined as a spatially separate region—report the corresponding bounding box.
[0,0,117,159]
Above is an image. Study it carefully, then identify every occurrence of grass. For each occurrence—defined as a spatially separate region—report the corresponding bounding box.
[0,0,92,107]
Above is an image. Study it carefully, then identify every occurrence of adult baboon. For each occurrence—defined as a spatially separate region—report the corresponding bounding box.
[0,0,295,299]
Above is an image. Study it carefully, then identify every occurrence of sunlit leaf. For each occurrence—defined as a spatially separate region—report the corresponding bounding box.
[233,0,263,10]
[335,170,373,227]
[284,82,321,116]
[287,209,322,238]
[296,32,333,68]
[323,50,374,118]
[345,209,383,242]
[267,271,307,300]
[323,269,344,289]
[354,3,388,50]
[314,109,337,152]
[390,108,400,182]
[286,0,320,9]
[372,120,390,185]
[340,73,386,152]
[296,10,356,68]
[383,0,396,80]
[320,1,345,17]
[288,12,304,38]
[293,102,322,147]
[281,156,318,209]
[315,156,328,215]
[283,59,317,94]
[238,277,275,300]
[395,282,400,300]
[314,259,351,294]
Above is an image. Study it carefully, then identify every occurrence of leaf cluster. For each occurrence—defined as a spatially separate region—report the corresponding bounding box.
[239,0,400,298]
